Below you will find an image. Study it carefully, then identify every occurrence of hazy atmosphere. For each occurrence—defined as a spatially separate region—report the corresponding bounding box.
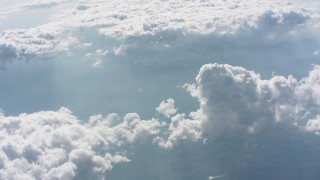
[1,0,320,179]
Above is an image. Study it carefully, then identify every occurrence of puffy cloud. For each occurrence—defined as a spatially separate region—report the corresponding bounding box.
[186,63,320,139]
[153,98,204,149]
[156,98,177,118]
[112,113,164,143]
[0,107,168,179]
[154,111,203,149]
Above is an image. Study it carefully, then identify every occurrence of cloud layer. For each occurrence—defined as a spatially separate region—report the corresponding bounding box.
[66,0,317,38]
[0,0,320,66]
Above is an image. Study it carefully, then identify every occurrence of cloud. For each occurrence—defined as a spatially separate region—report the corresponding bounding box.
[161,63,320,179]
[0,107,167,179]
[111,113,165,143]
[87,0,315,38]
[63,0,318,71]
[1,0,320,179]
[2,63,320,179]
[185,63,320,139]
[153,111,203,149]
[0,25,79,65]
[58,0,315,45]
[156,98,177,118]
[153,98,204,149]
[1,0,319,67]
[254,10,308,33]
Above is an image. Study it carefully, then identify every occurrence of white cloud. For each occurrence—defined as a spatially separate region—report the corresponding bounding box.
[0,107,168,179]
[154,110,203,149]
[112,113,164,143]
[0,25,79,65]
[65,0,317,39]
[186,63,320,139]
[1,0,320,66]
[156,98,177,118]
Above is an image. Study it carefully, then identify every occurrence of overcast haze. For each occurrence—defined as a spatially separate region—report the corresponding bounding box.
[1,0,320,179]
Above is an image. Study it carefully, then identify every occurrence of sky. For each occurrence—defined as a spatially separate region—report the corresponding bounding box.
[0,0,320,179]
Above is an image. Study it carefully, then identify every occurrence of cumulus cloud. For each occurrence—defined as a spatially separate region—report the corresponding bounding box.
[154,98,203,149]
[185,63,320,139]
[156,98,177,118]
[0,107,167,179]
[153,111,203,149]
